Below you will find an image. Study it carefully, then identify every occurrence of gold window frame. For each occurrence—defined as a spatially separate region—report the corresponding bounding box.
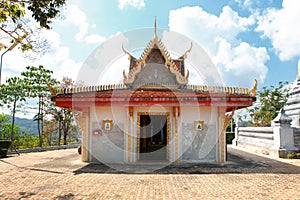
[137,112,170,161]
[194,121,204,131]
[102,120,113,131]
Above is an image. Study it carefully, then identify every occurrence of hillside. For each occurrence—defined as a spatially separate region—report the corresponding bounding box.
[13,117,38,136]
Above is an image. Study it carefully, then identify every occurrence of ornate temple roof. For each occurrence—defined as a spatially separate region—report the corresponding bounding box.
[122,19,190,89]
[50,19,257,112]
[51,82,256,112]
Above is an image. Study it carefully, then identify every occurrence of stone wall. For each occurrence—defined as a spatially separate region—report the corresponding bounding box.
[234,69,300,157]
[234,127,275,154]
[234,109,299,157]
[294,128,300,147]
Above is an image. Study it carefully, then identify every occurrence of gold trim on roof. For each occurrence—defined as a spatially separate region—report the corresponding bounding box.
[122,19,189,86]
[122,44,132,60]
[153,17,158,41]
[181,42,193,60]
[46,81,57,96]
[53,83,254,96]
[249,79,257,97]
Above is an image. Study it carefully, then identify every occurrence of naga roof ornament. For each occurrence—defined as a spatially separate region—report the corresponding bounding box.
[179,42,193,60]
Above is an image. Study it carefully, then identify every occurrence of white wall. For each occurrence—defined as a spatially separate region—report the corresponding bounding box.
[89,106,127,163]
[87,105,221,163]
[180,106,219,162]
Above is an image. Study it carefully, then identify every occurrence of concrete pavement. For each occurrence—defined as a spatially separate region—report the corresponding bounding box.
[0,146,300,199]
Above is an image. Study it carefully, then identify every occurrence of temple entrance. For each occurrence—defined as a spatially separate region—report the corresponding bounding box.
[139,114,167,161]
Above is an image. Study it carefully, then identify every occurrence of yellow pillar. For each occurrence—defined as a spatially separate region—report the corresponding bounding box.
[127,107,133,163]
[218,108,225,163]
[173,107,180,163]
[218,108,235,163]
[76,108,90,162]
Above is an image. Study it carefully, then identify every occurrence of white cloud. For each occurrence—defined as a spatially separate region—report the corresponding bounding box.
[169,6,255,54]
[234,0,254,11]
[118,0,145,10]
[169,6,268,87]
[83,34,106,44]
[1,5,105,84]
[63,5,105,44]
[1,29,82,84]
[256,0,300,61]
[213,39,269,86]
[0,28,83,119]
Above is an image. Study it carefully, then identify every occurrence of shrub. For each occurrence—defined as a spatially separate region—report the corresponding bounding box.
[226,132,234,144]
[287,154,293,159]
[0,140,12,158]
[297,153,300,159]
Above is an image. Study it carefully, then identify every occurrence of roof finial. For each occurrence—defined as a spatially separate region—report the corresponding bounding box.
[153,17,158,41]
[122,44,132,60]
[249,79,257,97]
[182,42,193,60]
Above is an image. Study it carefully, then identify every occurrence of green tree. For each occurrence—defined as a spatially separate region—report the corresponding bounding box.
[0,0,68,82]
[0,113,42,149]
[16,132,39,149]
[0,113,10,138]
[0,113,21,148]
[46,77,79,145]
[43,118,56,146]
[21,65,58,147]
[0,0,67,43]
[248,81,289,126]
[0,76,27,142]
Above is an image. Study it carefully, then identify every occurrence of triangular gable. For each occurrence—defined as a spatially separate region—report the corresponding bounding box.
[123,23,189,88]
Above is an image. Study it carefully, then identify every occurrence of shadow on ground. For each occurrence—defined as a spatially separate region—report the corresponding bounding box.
[73,149,300,175]
[0,159,64,174]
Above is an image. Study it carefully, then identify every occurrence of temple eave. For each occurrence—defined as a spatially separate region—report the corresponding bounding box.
[53,95,254,112]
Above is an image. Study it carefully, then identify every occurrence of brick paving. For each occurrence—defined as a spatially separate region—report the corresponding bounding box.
[0,146,300,200]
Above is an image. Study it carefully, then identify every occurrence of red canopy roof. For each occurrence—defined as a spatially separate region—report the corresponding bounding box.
[52,88,255,112]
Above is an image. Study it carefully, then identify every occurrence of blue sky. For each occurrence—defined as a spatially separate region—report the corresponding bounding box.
[2,0,300,91]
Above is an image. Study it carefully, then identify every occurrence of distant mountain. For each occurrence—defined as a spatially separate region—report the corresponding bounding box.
[13,117,38,136]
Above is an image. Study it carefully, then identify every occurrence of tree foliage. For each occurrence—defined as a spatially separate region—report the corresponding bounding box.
[0,68,80,148]
[21,65,58,147]
[27,0,67,29]
[0,76,27,104]
[46,77,78,145]
[0,0,67,50]
[0,0,67,29]
[248,81,290,126]
[0,76,27,141]
[0,113,10,138]
[21,65,58,97]
[0,0,68,82]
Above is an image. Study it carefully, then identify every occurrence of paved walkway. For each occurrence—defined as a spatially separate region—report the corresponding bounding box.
[0,146,300,200]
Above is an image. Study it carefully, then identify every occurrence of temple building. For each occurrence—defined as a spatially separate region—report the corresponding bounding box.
[51,23,256,164]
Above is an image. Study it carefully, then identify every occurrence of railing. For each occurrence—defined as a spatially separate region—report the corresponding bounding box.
[234,127,274,150]
[7,144,80,154]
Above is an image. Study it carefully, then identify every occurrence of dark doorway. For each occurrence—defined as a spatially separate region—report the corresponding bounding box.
[139,115,167,161]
